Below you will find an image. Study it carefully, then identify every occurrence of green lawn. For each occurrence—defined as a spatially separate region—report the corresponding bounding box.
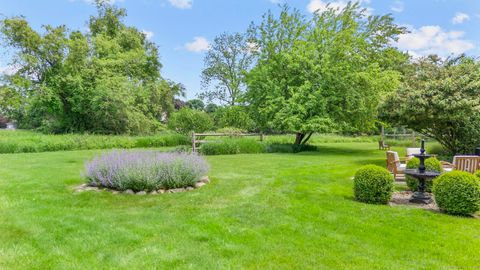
[0,143,478,269]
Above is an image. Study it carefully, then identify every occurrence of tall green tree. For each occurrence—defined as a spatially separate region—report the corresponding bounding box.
[199,32,254,106]
[185,99,205,111]
[380,55,480,155]
[0,0,180,134]
[245,4,406,146]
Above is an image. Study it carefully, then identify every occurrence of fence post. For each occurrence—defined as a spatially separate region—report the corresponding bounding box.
[192,133,196,153]
[260,133,264,141]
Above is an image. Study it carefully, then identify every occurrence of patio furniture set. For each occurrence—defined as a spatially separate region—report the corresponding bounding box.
[386,148,480,180]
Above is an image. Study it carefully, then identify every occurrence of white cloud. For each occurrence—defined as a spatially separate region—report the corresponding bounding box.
[141,30,154,40]
[69,0,122,4]
[307,0,372,15]
[269,0,284,4]
[169,0,192,9]
[391,1,404,13]
[307,0,345,13]
[396,25,475,57]
[452,12,470,24]
[185,36,210,52]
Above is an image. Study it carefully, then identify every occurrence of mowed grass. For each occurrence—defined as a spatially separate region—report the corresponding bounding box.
[0,143,478,269]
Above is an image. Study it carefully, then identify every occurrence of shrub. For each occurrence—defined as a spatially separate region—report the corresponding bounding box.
[168,108,213,135]
[476,170,480,179]
[84,151,209,191]
[405,157,443,192]
[200,138,266,155]
[205,103,218,113]
[213,106,254,131]
[0,130,189,153]
[354,165,394,204]
[215,127,248,134]
[185,99,205,111]
[432,171,480,216]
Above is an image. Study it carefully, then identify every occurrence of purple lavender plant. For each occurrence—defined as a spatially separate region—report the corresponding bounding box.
[83,150,209,191]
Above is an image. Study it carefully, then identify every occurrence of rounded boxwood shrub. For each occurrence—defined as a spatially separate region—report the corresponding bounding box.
[354,165,394,204]
[433,171,480,216]
[84,151,209,191]
[406,157,443,192]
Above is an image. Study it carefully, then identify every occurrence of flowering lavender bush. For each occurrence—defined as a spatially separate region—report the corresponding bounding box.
[83,151,209,191]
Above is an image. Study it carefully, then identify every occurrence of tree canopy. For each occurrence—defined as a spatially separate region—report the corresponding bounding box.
[0,1,180,134]
[245,4,407,146]
[380,55,480,155]
[199,32,254,106]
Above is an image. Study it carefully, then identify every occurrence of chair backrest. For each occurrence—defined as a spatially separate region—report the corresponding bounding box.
[453,156,480,174]
[406,148,421,157]
[386,151,400,172]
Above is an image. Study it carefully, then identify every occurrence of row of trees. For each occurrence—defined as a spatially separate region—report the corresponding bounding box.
[0,1,183,134]
[1,1,479,154]
[198,4,480,154]
[200,3,407,146]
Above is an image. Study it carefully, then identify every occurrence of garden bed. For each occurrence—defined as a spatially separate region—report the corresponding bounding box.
[389,191,438,211]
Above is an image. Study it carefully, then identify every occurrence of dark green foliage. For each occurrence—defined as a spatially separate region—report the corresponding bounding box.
[205,103,219,113]
[0,115,7,128]
[380,56,480,155]
[185,99,205,111]
[0,1,181,134]
[168,108,213,134]
[405,157,443,192]
[354,165,394,204]
[213,106,255,131]
[433,171,480,216]
[266,143,318,153]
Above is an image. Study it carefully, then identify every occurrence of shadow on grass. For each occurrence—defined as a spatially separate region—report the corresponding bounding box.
[279,144,380,157]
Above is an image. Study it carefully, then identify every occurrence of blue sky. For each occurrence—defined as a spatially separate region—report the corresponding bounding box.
[1,0,479,100]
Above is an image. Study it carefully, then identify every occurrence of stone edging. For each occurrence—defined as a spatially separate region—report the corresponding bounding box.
[75,176,210,195]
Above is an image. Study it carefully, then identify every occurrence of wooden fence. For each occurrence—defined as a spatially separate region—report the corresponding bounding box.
[192,133,264,152]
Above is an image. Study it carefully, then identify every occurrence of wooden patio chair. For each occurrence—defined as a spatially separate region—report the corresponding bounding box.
[442,155,480,173]
[386,151,406,180]
[378,140,390,150]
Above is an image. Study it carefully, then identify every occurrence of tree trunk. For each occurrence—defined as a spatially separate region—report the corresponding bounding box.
[293,132,314,153]
[301,132,313,145]
[294,132,305,145]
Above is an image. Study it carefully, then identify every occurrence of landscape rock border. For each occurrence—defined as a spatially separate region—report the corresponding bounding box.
[75,176,210,195]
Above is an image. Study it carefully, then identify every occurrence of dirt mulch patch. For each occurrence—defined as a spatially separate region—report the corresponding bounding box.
[389,191,439,211]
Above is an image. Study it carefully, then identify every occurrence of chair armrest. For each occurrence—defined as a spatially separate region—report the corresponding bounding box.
[441,161,454,168]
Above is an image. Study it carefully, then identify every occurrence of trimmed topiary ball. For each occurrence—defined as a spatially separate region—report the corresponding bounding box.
[354,165,394,204]
[433,171,480,216]
[406,157,443,192]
